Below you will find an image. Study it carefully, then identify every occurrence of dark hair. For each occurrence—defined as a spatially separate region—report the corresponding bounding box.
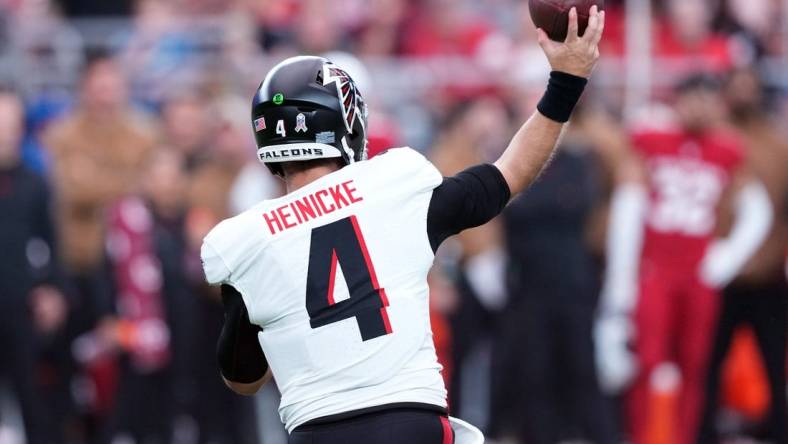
[674,73,722,95]
[440,99,476,130]
[440,95,514,131]
[0,81,21,97]
[723,67,764,93]
[80,47,116,79]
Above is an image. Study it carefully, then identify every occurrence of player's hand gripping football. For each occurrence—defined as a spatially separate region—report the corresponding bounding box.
[537,5,605,78]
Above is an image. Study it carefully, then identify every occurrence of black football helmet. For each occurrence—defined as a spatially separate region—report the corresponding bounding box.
[251,56,369,177]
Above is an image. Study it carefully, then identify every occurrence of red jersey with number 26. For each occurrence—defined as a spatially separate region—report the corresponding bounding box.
[632,127,744,268]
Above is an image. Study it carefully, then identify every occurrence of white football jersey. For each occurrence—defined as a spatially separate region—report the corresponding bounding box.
[201,147,447,432]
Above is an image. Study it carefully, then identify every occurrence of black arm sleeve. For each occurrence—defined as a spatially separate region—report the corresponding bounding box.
[217,284,268,384]
[427,164,511,252]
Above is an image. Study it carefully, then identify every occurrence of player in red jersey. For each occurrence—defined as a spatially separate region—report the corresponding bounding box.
[594,75,773,444]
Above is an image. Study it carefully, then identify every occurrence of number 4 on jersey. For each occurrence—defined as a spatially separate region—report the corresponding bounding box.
[306,216,393,341]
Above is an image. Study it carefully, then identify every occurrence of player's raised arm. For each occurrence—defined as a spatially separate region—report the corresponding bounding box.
[494,5,605,196]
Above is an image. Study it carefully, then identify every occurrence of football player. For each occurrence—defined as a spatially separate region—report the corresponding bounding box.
[201,7,604,443]
[595,74,773,444]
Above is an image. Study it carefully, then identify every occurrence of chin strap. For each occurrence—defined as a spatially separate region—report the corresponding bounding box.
[341,137,357,164]
[699,179,773,288]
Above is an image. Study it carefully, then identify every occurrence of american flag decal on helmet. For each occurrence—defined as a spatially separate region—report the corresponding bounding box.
[254,117,266,132]
[322,63,366,134]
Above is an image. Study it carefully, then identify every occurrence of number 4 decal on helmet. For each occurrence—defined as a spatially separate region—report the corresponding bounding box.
[276,119,286,137]
[305,215,392,341]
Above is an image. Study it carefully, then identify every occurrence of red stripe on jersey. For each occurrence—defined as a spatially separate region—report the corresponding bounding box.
[327,249,338,305]
[440,416,453,444]
[349,215,380,288]
[380,308,392,334]
[349,215,392,334]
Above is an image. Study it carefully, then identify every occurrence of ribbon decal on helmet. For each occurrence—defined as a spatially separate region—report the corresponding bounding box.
[295,113,308,133]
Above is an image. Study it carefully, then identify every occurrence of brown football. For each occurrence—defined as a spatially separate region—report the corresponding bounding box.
[529,0,605,42]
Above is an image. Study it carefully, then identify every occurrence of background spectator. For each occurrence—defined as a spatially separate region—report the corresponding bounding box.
[0,88,65,444]
[497,124,615,444]
[44,52,156,276]
[699,67,788,444]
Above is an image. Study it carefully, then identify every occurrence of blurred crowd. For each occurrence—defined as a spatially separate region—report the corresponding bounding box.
[0,0,786,443]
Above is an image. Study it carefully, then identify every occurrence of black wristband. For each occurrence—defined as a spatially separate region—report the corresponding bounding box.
[536,71,588,123]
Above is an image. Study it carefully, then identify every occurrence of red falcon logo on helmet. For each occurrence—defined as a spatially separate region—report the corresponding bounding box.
[322,63,366,134]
